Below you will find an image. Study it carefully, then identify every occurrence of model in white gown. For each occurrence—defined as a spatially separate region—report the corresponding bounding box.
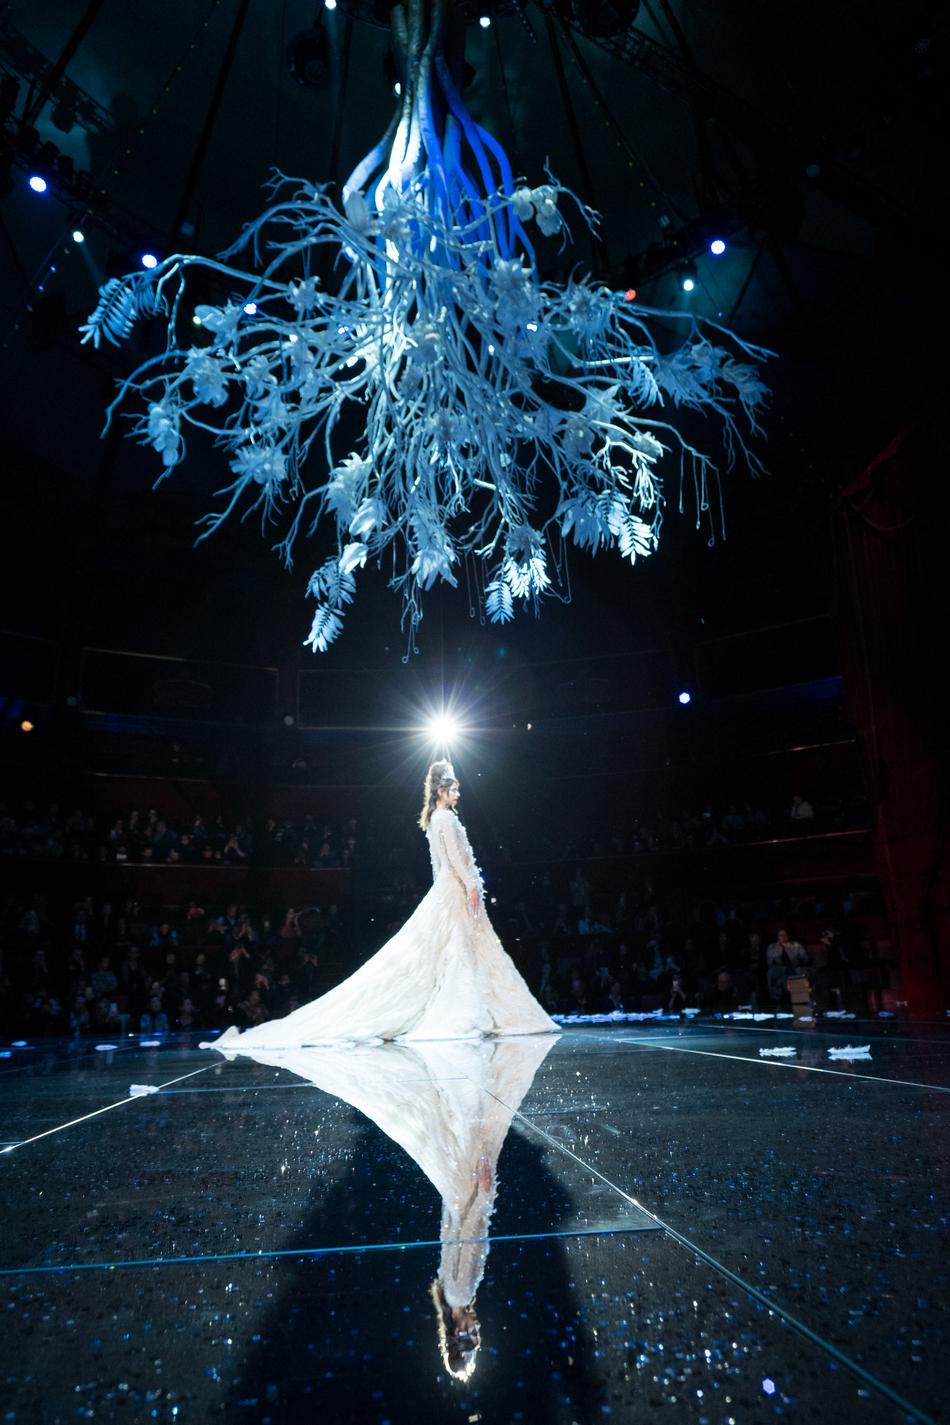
[201,787,557,1050]
[205,1034,559,1377]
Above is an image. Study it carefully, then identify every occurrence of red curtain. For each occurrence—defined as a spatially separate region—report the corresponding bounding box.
[834,423,950,1010]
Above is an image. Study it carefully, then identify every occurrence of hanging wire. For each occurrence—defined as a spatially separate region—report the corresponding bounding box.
[558,17,688,227]
[544,14,601,269]
[106,0,227,189]
[492,18,522,180]
[274,0,289,161]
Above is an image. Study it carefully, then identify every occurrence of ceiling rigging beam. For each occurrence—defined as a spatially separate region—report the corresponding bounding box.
[21,0,108,128]
[550,3,941,242]
[169,0,253,244]
[544,13,601,267]
[0,11,115,135]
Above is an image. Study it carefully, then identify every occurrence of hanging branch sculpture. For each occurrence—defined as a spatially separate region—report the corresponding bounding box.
[82,0,769,653]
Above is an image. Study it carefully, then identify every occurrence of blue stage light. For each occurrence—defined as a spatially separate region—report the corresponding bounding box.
[28,174,48,193]
[479,14,491,26]
[72,229,85,243]
[709,238,727,255]
[324,0,337,9]
[141,252,158,269]
[682,275,696,293]
[243,301,257,315]
[678,691,691,705]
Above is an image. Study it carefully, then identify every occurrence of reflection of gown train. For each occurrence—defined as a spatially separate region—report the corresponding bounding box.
[216,1035,558,1306]
[202,808,557,1049]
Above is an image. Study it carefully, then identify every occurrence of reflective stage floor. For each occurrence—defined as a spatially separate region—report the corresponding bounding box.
[1,1021,947,1424]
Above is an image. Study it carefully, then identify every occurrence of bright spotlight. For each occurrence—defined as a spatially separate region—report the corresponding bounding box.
[425,714,462,744]
[479,14,491,27]
[682,275,696,293]
[709,237,727,256]
[243,301,257,315]
[677,691,691,705]
[71,228,85,244]
[141,252,158,269]
[28,174,48,194]
[19,719,34,733]
[325,0,337,9]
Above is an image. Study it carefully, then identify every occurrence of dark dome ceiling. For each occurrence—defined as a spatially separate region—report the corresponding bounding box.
[0,0,946,664]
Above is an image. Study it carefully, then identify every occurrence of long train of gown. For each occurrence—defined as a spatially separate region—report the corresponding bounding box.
[201,807,557,1049]
[209,1036,559,1308]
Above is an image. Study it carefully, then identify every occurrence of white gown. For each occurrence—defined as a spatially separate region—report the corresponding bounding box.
[201,807,557,1049]
[206,1036,559,1307]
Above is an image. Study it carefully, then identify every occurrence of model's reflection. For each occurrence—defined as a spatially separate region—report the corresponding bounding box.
[211,1034,558,1379]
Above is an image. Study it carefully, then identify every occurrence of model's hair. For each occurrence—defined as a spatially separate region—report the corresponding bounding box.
[429,1279,480,1381]
[418,760,458,831]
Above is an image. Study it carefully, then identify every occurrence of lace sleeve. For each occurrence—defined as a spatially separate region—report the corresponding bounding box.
[436,812,482,897]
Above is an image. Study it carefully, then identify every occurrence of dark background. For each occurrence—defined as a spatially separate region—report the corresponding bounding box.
[1,0,947,999]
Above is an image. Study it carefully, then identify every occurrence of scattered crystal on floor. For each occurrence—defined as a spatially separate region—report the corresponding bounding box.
[1,1021,946,1423]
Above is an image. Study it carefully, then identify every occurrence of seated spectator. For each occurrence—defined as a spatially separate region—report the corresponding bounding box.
[703,966,740,1011]
[69,992,92,1035]
[221,831,247,864]
[190,952,215,1008]
[737,931,764,1005]
[316,840,341,868]
[606,980,626,1012]
[567,974,589,1014]
[151,819,178,856]
[90,955,118,998]
[279,908,303,955]
[292,838,313,867]
[765,926,807,1002]
[814,926,854,1011]
[93,996,122,1032]
[140,995,169,1034]
[150,921,179,951]
[233,912,258,948]
[577,910,611,936]
[268,971,297,1018]
[645,938,664,980]
[176,997,197,1030]
[119,944,147,1003]
[237,987,268,1027]
[209,978,235,1026]
[784,933,810,972]
[666,969,688,1014]
[207,915,232,951]
[66,944,87,981]
[624,960,650,1008]
[789,795,815,825]
[293,946,322,1000]
[227,943,254,992]
[569,866,591,913]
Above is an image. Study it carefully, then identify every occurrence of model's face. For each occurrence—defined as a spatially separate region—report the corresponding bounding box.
[439,782,460,808]
[452,1305,479,1341]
